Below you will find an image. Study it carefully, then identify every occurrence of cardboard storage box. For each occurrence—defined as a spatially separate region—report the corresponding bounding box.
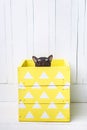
[18,59,70,122]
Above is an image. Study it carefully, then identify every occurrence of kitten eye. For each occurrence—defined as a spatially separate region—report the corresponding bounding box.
[38,59,41,62]
[45,59,48,61]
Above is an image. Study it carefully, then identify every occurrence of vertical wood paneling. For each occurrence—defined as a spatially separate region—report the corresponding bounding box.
[0,0,7,83]
[56,0,77,83]
[77,0,86,83]
[26,0,34,58]
[71,0,79,83]
[84,0,87,83]
[5,0,13,83]
[11,0,27,83]
[48,0,56,55]
[34,0,49,57]
[56,0,71,58]
[0,0,87,102]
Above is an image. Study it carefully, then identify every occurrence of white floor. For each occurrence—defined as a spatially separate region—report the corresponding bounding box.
[0,103,87,130]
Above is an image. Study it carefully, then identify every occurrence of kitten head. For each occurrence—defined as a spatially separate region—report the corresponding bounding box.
[32,55,53,67]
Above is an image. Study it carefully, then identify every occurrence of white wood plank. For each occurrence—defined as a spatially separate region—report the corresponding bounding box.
[56,0,71,58]
[5,0,14,83]
[56,0,77,84]
[11,0,27,83]
[71,84,87,102]
[34,0,49,57]
[0,84,87,102]
[26,0,34,58]
[0,84,17,102]
[0,0,7,83]
[83,0,87,83]
[71,0,79,83]
[48,0,56,55]
[77,0,86,83]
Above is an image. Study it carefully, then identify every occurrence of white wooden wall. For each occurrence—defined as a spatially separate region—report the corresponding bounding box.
[0,0,87,102]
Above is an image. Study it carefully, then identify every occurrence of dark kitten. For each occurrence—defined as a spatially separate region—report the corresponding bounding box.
[32,55,53,67]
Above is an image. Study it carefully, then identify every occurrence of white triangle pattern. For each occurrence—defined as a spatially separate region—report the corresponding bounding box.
[64,103,69,109]
[24,92,34,98]
[32,102,41,109]
[56,112,65,119]
[24,72,33,79]
[18,83,25,89]
[63,82,70,89]
[26,112,34,119]
[20,70,70,120]
[40,92,49,99]
[65,82,70,86]
[19,102,26,108]
[56,72,64,79]
[48,102,57,109]
[32,82,41,89]
[56,92,64,99]
[41,112,49,119]
[40,72,48,79]
[48,82,57,89]
[63,85,70,89]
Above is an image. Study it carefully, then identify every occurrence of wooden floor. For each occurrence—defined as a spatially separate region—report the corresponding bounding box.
[0,103,87,130]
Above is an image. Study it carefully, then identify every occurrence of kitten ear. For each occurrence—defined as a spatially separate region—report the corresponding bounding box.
[32,56,38,63]
[48,55,53,62]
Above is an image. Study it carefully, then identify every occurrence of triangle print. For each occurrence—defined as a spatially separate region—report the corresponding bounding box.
[40,72,48,79]
[48,102,56,109]
[65,82,70,86]
[63,82,70,89]
[64,103,69,109]
[41,112,49,119]
[56,112,64,119]
[56,92,64,99]
[18,83,25,89]
[24,92,34,98]
[24,72,33,79]
[32,82,41,89]
[48,82,57,89]
[55,72,64,79]
[40,92,49,99]
[32,102,41,109]
[26,112,34,119]
[19,102,26,108]
[63,85,70,89]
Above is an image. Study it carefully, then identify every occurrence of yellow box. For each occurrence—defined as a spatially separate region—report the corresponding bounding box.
[18,59,70,122]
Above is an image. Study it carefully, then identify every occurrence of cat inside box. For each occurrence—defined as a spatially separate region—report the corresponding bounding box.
[32,55,53,67]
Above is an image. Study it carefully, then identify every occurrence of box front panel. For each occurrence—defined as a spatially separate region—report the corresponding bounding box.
[18,85,70,103]
[18,60,70,122]
[19,103,70,122]
[18,67,70,86]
